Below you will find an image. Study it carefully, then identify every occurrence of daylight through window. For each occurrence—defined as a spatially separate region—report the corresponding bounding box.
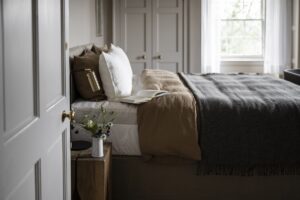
[220,0,265,59]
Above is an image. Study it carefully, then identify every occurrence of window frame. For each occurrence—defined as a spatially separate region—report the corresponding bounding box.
[220,0,266,62]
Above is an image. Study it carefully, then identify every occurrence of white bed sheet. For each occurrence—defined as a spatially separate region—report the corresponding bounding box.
[71,100,141,156]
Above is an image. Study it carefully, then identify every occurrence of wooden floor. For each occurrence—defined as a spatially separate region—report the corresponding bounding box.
[112,156,300,200]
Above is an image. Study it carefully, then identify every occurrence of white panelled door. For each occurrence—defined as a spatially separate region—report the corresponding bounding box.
[119,0,152,75]
[152,0,183,72]
[0,0,71,200]
[115,0,184,74]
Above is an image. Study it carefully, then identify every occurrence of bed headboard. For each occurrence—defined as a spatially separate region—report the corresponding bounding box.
[69,43,94,103]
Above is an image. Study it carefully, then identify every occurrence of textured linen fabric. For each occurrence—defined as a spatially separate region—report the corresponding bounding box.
[180,73,300,167]
[72,50,106,101]
[137,69,201,160]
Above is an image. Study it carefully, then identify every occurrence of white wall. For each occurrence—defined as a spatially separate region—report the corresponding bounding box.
[69,0,112,48]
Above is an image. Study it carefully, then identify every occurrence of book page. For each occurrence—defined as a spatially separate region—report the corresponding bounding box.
[120,90,168,104]
[120,96,150,104]
[136,90,167,98]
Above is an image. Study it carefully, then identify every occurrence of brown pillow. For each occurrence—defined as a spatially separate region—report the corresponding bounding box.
[91,45,102,55]
[72,50,106,101]
[91,44,110,55]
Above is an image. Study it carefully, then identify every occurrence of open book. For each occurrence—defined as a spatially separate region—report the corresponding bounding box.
[120,90,168,104]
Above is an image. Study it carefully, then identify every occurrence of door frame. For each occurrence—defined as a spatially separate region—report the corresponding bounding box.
[63,0,71,199]
[112,0,189,73]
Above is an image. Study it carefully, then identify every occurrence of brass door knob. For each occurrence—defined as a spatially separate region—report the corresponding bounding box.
[140,55,146,59]
[62,110,75,122]
[155,55,162,59]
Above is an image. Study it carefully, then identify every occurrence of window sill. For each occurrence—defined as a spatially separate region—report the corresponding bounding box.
[221,59,264,67]
[222,58,264,62]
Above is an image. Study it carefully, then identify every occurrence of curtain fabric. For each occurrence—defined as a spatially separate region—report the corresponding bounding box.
[264,0,292,74]
[201,0,221,73]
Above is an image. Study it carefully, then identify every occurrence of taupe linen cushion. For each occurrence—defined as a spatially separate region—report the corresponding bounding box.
[91,45,110,55]
[72,50,106,101]
[91,45,102,55]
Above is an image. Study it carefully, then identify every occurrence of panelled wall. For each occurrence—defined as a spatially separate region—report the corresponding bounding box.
[114,0,184,74]
[113,0,202,73]
[69,0,202,72]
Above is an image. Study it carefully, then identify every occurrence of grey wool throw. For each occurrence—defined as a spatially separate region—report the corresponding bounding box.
[179,73,300,175]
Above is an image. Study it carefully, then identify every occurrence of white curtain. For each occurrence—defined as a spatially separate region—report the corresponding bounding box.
[201,0,221,73]
[264,0,292,74]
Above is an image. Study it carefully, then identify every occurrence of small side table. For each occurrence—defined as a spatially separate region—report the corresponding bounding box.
[71,143,112,200]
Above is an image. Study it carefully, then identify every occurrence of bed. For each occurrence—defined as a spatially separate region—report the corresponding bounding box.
[70,44,300,200]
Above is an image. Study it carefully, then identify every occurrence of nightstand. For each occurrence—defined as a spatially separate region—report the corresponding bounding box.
[71,143,112,200]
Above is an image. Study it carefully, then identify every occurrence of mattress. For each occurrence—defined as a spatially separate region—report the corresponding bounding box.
[71,100,141,156]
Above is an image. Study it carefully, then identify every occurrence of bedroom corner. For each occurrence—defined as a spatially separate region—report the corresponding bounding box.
[1,0,300,200]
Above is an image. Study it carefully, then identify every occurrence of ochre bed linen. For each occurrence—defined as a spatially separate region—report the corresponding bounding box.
[137,69,201,160]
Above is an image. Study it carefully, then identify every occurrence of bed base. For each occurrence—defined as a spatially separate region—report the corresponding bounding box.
[112,156,300,200]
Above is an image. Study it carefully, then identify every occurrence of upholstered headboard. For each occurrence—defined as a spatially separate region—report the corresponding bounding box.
[69,43,94,103]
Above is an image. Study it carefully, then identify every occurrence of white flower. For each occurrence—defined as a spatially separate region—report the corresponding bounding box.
[86,120,94,128]
[107,122,113,127]
[100,134,107,140]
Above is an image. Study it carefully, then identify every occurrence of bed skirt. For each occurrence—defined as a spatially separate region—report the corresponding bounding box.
[112,156,300,200]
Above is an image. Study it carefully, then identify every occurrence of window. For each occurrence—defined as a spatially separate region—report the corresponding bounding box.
[220,0,265,60]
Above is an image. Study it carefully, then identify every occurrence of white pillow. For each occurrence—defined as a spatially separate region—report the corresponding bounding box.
[111,44,133,75]
[131,74,143,95]
[99,45,133,100]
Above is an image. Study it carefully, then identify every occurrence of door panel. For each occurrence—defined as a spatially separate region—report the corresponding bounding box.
[152,0,183,72]
[5,168,36,200]
[156,13,178,52]
[119,0,152,75]
[39,0,64,109]
[156,0,179,8]
[3,0,36,136]
[42,132,64,200]
[0,0,70,199]
[125,0,147,8]
[125,13,147,53]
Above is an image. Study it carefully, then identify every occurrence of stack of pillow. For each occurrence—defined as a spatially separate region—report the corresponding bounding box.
[72,44,133,101]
